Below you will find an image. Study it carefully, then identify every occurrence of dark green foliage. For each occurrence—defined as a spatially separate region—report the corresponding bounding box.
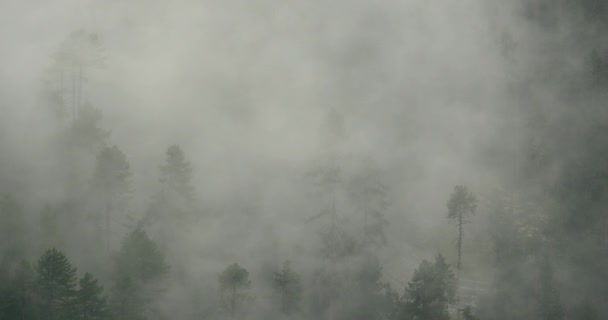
[111,229,169,320]
[75,273,109,320]
[219,263,252,319]
[111,274,145,320]
[402,254,456,320]
[114,229,169,284]
[272,260,302,315]
[0,259,36,320]
[35,248,78,320]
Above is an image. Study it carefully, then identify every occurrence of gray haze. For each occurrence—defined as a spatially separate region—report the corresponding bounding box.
[1,0,605,319]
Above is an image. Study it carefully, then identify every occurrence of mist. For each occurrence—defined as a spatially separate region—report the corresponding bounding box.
[1,0,607,319]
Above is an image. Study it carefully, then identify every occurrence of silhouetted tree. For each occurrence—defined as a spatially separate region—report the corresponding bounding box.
[75,273,109,320]
[35,248,78,320]
[273,260,302,315]
[46,29,104,123]
[91,145,132,251]
[143,144,195,227]
[402,254,456,320]
[219,263,252,319]
[447,185,476,318]
[0,259,35,320]
[111,229,169,320]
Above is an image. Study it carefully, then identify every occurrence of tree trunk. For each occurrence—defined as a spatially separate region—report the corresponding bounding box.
[457,213,463,320]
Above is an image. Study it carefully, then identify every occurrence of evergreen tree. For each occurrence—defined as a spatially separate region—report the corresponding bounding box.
[35,248,78,320]
[142,144,195,227]
[160,144,195,203]
[111,229,169,320]
[46,29,104,123]
[75,273,109,320]
[218,263,252,319]
[91,145,132,251]
[0,259,36,320]
[402,254,456,320]
[447,185,476,318]
[272,260,302,315]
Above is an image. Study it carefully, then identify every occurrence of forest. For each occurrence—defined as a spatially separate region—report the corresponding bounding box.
[1,0,608,319]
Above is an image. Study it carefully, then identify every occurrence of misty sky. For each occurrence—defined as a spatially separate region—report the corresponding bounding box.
[0,0,564,284]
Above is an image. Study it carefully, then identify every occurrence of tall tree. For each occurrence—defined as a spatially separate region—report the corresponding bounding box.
[0,259,35,320]
[75,273,109,320]
[160,144,195,203]
[219,263,252,319]
[402,254,456,320]
[347,164,389,250]
[447,185,477,318]
[345,256,390,320]
[91,145,132,251]
[35,248,78,320]
[111,229,169,320]
[46,29,104,123]
[272,260,302,315]
[142,144,195,227]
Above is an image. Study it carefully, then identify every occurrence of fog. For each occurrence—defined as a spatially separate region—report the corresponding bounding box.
[1,1,607,320]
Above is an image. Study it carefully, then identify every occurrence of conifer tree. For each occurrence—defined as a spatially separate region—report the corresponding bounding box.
[91,145,132,251]
[447,185,477,318]
[219,263,252,319]
[402,254,456,320]
[273,260,302,315]
[75,273,109,320]
[36,248,78,320]
[111,229,169,320]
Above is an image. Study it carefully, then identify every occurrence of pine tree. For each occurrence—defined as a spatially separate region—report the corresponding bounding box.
[273,260,302,315]
[111,229,169,320]
[91,145,132,251]
[75,273,109,320]
[35,248,78,320]
[142,144,195,227]
[447,185,477,319]
[0,259,36,320]
[160,144,194,203]
[403,254,456,320]
[219,263,252,319]
[46,29,104,123]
